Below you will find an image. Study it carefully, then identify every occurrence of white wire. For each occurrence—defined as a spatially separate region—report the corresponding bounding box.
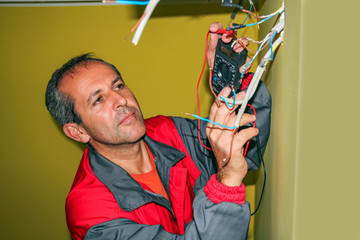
[233,34,283,127]
[246,37,268,44]
[132,0,160,46]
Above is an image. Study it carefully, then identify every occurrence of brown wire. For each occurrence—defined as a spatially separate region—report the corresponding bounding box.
[223,127,238,166]
[209,69,221,107]
[234,36,271,57]
[123,12,147,42]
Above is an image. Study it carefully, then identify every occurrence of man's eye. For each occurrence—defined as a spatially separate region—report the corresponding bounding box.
[114,84,125,90]
[93,96,103,105]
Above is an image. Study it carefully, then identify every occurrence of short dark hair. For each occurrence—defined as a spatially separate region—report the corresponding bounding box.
[45,53,122,126]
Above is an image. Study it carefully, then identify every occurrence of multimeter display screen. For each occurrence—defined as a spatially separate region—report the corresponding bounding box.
[220,45,236,60]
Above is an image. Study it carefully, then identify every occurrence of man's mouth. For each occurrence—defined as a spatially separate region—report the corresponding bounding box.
[119,112,135,125]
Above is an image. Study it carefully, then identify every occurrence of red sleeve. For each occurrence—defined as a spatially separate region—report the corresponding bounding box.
[203,174,246,205]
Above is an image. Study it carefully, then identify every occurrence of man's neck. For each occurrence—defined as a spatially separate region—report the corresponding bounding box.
[91,139,152,175]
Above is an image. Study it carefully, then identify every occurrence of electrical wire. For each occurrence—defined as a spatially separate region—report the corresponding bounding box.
[243,104,256,157]
[240,33,271,79]
[235,9,283,79]
[242,3,252,24]
[242,0,258,31]
[131,0,160,45]
[243,7,282,28]
[270,30,278,60]
[232,34,271,56]
[208,69,219,101]
[251,134,266,215]
[191,114,237,130]
[227,0,244,26]
[242,104,265,216]
[107,0,150,4]
[196,31,212,151]
[189,102,255,161]
[219,89,237,108]
[249,0,259,31]
[123,12,147,41]
[245,36,269,44]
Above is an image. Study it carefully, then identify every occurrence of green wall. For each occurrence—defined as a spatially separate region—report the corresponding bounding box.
[255,0,360,239]
[0,4,259,239]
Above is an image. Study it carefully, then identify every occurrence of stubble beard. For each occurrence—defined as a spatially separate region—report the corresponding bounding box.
[82,106,146,147]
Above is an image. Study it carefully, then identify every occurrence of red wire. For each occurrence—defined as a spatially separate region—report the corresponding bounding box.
[197,31,212,151]
[243,104,256,156]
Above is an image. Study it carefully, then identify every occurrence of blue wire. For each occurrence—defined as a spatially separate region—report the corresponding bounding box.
[240,31,271,78]
[219,89,237,108]
[239,10,282,78]
[192,115,236,130]
[270,30,277,60]
[115,0,150,5]
[241,45,259,78]
[243,11,280,28]
[242,4,253,25]
[241,58,252,78]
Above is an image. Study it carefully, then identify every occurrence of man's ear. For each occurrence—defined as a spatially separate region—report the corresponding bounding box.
[63,123,91,143]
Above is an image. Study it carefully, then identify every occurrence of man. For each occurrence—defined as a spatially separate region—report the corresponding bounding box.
[45,23,271,240]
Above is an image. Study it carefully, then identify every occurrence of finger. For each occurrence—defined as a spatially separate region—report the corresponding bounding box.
[240,37,250,47]
[209,22,222,49]
[207,22,223,68]
[212,87,237,128]
[233,90,246,102]
[239,56,252,74]
[207,86,227,133]
[206,105,215,135]
[208,86,231,123]
[238,113,256,127]
[221,90,245,109]
[215,106,253,141]
[207,111,238,160]
[217,111,238,140]
[209,22,223,33]
[233,127,259,152]
[233,37,250,53]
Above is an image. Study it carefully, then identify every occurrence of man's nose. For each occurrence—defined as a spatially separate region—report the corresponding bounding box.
[111,91,127,111]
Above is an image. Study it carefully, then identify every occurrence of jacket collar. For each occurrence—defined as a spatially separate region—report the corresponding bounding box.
[88,135,186,211]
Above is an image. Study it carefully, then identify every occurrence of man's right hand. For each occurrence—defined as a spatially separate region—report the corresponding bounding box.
[206,87,259,187]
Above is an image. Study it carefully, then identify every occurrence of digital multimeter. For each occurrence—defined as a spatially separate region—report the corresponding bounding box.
[211,39,248,96]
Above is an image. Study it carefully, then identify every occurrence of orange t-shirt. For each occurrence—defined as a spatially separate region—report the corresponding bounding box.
[130,144,169,200]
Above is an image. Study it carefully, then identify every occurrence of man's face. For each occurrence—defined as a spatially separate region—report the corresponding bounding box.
[59,61,146,146]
